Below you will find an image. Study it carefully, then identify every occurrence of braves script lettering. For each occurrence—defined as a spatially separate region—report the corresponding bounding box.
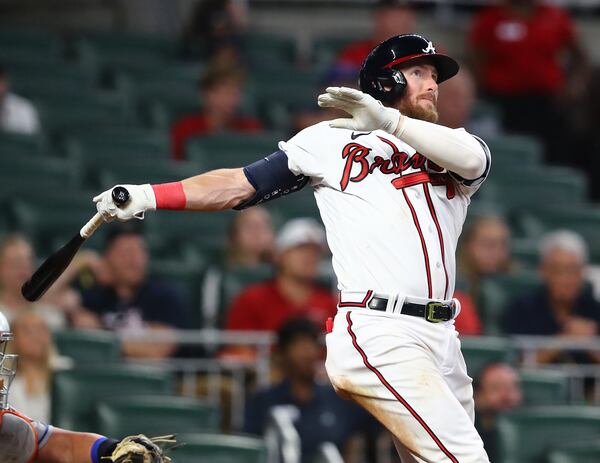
[339,137,455,198]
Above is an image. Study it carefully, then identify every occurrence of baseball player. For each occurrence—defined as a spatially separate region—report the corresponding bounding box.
[94,34,491,462]
[0,311,172,463]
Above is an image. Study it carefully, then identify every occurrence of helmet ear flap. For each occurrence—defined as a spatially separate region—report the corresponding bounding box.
[360,68,406,103]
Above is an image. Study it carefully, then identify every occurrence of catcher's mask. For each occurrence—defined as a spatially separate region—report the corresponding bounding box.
[0,311,17,410]
[359,33,459,104]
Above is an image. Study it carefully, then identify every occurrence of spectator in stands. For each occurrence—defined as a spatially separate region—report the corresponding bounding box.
[0,65,40,135]
[200,207,275,330]
[458,215,512,303]
[436,68,501,139]
[183,0,248,63]
[453,290,483,335]
[7,311,54,422]
[468,0,588,164]
[73,223,189,359]
[170,63,262,160]
[504,230,600,364]
[474,362,523,461]
[225,218,336,333]
[225,206,275,268]
[333,0,416,77]
[244,318,377,463]
[0,234,72,330]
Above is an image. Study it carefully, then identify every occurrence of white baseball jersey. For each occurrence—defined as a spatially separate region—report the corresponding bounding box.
[280,121,492,462]
[280,121,490,301]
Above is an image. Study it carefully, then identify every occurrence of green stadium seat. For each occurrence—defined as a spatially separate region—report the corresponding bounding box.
[65,128,169,162]
[10,189,107,255]
[185,132,283,168]
[459,337,517,378]
[96,396,220,437]
[312,36,358,68]
[267,189,321,224]
[515,206,600,262]
[548,441,600,463]
[0,131,46,156]
[54,330,121,364]
[520,370,569,406]
[96,159,201,188]
[174,433,267,463]
[496,407,600,463]
[485,135,542,166]
[0,28,62,63]
[477,272,542,335]
[241,32,296,69]
[76,32,178,75]
[149,259,205,319]
[146,209,235,245]
[52,366,173,431]
[0,155,80,188]
[486,166,588,204]
[35,95,134,133]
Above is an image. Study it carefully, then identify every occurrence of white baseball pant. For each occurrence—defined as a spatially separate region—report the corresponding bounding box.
[325,306,490,463]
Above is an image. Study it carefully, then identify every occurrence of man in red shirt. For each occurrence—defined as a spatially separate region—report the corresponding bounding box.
[333,0,416,81]
[170,64,262,160]
[469,0,588,163]
[225,218,337,333]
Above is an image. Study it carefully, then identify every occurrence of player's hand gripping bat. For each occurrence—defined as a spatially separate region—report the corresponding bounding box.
[21,186,130,302]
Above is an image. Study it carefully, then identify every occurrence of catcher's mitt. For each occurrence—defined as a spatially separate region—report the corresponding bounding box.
[106,434,176,463]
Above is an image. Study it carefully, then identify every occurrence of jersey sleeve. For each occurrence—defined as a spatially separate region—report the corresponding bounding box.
[278,122,332,184]
[448,131,491,197]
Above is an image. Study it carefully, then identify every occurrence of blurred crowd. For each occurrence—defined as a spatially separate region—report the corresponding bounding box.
[3,0,600,461]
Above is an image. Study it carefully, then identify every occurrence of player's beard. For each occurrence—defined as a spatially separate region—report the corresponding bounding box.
[398,99,439,123]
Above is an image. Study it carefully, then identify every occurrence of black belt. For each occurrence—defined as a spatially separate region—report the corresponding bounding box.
[368,296,456,323]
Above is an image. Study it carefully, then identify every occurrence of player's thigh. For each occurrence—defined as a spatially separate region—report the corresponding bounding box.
[326,312,489,463]
[442,333,476,422]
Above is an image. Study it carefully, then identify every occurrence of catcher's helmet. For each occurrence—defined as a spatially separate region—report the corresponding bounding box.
[359,34,459,103]
[0,311,17,410]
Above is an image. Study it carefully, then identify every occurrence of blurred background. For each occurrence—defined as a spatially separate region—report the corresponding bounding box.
[2,0,600,462]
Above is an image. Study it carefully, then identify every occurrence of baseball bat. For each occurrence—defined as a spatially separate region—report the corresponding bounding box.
[21,186,130,302]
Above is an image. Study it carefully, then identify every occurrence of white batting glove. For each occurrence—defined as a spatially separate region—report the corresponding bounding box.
[93,184,156,222]
[317,87,401,134]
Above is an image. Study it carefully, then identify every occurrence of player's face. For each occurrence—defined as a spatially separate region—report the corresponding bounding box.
[396,62,439,123]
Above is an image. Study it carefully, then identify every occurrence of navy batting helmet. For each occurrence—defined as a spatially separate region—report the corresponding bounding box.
[359,34,459,103]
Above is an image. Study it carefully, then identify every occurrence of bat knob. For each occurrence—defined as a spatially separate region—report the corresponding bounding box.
[111,186,130,207]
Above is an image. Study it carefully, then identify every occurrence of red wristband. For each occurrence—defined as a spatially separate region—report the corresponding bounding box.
[151,182,187,210]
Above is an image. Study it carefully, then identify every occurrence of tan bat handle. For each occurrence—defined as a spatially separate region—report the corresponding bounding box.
[80,213,104,239]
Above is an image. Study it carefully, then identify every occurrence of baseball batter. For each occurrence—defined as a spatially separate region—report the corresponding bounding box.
[94,34,491,462]
[0,311,172,463]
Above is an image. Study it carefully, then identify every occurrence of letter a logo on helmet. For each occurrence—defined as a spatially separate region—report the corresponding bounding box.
[359,34,459,104]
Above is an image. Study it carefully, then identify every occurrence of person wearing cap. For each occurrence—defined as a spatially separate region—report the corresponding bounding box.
[224,218,337,333]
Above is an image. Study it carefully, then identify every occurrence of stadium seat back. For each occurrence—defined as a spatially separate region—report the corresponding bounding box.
[477,272,542,335]
[520,370,569,406]
[96,396,220,437]
[174,433,267,463]
[459,337,517,378]
[496,407,600,463]
[54,330,121,364]
[548,441,600,463]
[52,367,174,431]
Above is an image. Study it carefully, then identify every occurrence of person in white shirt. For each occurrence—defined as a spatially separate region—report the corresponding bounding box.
[92,34,491,462]
[0,66,40,135]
